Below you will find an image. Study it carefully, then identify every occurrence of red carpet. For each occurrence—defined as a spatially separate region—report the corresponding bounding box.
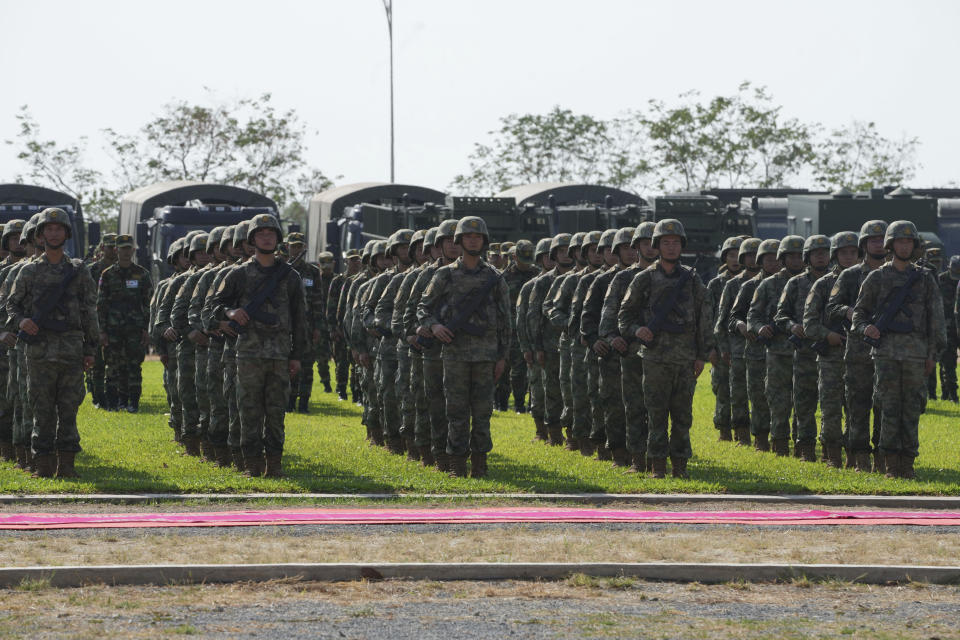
[1,508,959,530]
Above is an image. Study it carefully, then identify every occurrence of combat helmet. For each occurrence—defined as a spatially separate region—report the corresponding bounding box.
[410,229,427,250]
[371,240,388,259]
[233,221,250,248]
[756,239,780,262]
[549,233,572,260]
[777,235,805,260]
[514,239,535,264]
[246,213,282,245]
[488,242,501,256]
[631,222,656,246]
[20,213,43,247]
[500,241,515,255]
[569,232,586,256]
[435,219,458,245]
[1,219,25,248]
[884,220,920,251]
[286,231,305,245]
[859,220,888,249]
[581,230,603,249]
[802,235,831,263]
[613,227,636,253]
[424,227,438,248]
[35,207,73,239]
[652,219,686,248]
[738,238,762,265]
[361,239,376,264]
[206,226,226,253]
[598,229,618,251]
[166,237,185,265]
[830,231,860,261]
[188,233,209,256]
[720,236,744,261]
[220,225,236,250]
[949,255,960,280]
[454,216,489,247]
[534,238,552,262]
[386,229,414,256]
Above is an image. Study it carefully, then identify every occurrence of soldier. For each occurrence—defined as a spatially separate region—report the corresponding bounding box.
[748,235,805,456]
[211,214,308,477]
[827,221,887,472]
[516,238,553,442]
[774,234,831,462]
[327,248,363,401]
[488,242,502,270]
[0,219,27,461]
[97,234,152,414]
[706,237,744,441]
[315,251,337,393]
[803,231,860,468]
[151,238,189,440]
[339,240,377,416]
[924,247,944,400]
[7,208,99,478]
[352,241,391,445]
[853,220,946,479]
[716,237,762,447]
[937,255,959,402]
[417,216,511,478]
[500,239,539,413]
[86,232,117,407]
[527,233,574,446]
[286,233,325,413]
[618,219,714,479]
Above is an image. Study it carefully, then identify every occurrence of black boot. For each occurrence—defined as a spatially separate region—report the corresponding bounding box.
[118,395,129,412]
[297,396,310,414]
[514,402,526,414]
[323,380,333,393]
[286,395,296,412]
[127,397,139,413]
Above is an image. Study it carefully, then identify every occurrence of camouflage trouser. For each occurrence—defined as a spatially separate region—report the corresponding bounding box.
[410,350,431,447]
[875,358,924,459]
[367,358,383,438]
[17,346,33,448]
[597,356,626,450]
[495,347,511,405]
[527,361,544,421]
[509,343,528,408]
[8,350,24,447]
[194,345,210,439]
[378,357,401,441]
[729,357,750,430]
[765,352,794,442]
[443,359,495,457]
[206,341,228,447]
[940,337,958,397]
[0,357,11,445]
[586,353,603,440]
[844,358,876,454]
[316,335,331,385]
[818,358,846,446]
[621,352,648,455]
[163,352,181,437]
[223,350,240,449]
[85,345,105,400]
[745,357,769,438]
[396,348,415,440]
[569,342,592,442]
[27,357,83,455]
[236,358,289,457]
[295,352,316,401]
[541,349,563,425]
[711,359,731,431]
[332,337,350,395]
[176,343,200,439]
[559,338,573,428]
[793,353,819,446]
[104,329,145,402]
[423,357,447,456]
[642,359,695,460]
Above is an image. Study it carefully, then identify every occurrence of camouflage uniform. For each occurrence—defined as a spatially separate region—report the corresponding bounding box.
[404,255,445,460]
[86,248,116,405]
[326,269,352,399]
[730,271,771,443]
[581,264,624,454]
[0,238,25,458]
[567,258,604,449]
[516,276,543,431]
[937,267,958,401]
[529,254,571,445]
[706,265,738,437]
[289,255,325,412]
[500,253,539,411]
[391,247,428,455]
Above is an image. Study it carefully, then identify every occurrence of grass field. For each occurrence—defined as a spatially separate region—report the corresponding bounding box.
[0,361,958,495]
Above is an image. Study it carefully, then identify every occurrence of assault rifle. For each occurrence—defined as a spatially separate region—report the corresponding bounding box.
[18,262,79,345]
[228,252,305,335]
[863,258,929,348]
[637,256,700,348]
[417,271,500,350]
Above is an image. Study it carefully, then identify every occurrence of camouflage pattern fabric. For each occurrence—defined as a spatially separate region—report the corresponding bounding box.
[97,261,152,403]
[730,274,770,437]
[442,360,495,457]
[775,269,821,446]
[937,271,958,398]
[716,269,757,432]
[803,268,847,446]
[236,359,289,457]
[707,270,736,432]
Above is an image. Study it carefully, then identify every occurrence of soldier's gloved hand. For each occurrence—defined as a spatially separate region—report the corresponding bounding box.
[693,359,705,378]
[493,359,506,382]
[187,330,209,347]
[864,325,880,341]
[708,349,719,366]
[18,318,39,336]
[535,350,545,365]
[226,308,249,326]
[791,325,805,338]
[610,336,628,353]
[722,351,731,365]
[592,340,609,357]
[83,356,94,371]
[431,323,454,344]
[737,321,750,338]
[634,327,654,343]
[827,332,845,347]
[0,332,15,348]
[758,325,774,339]
[217,321,238,337]
[288,359,301,378]
[162,327,178,342]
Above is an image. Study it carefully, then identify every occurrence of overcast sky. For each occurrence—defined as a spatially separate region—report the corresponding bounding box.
[1,0,957,196]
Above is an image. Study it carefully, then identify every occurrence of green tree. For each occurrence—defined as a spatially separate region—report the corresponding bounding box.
[811,120,920,191]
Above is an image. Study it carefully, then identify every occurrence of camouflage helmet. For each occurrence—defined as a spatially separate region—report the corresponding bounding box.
[500,241,515,255]
[233,221,250,247]
[386,228,414,256]
[371,240,388,258]
[206,226,226,253]
[777,235,805,260]
[21,213,43,246]
[184,230,203,243]
[581,230,603,249]
[246,213,282,245]
[166,237,185,265]
[454,216,489,246]
[613,227,636,251]
[802,234,831,262]
[652,219,686,248]
[1,219,25,248]
[859,219,888,247]
[220,225,236,249]
[631,221,656,246]
[410,229,427,249]
[569,232,586,254]
[101,232,117,247]
[756,238,780,262]
[35,207,73,239]
[188,232,209,255]
[549,233,572,259]
[949,255,960,280]
[884,220,920,250]
[514,239,535,264]
[925,246,943,264]
[738,237,762,264]
[424,227,439,248]
[598,228,618,251]
[344,248,362,260]
[720,236,744,260]
[488,242,501,255]
[435,219,458,245]
[534,238,552,261]
[361,239,376,264]
[830,231,860,260]
[285,231,305,245]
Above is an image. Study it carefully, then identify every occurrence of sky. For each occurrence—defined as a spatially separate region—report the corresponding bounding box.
[1,0,958,197]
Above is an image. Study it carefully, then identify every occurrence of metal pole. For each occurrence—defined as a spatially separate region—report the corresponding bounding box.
[383,0,395,183]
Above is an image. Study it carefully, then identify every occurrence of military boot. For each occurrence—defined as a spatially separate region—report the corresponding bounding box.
[470,452,488,478]
[627,451,646,474]
[873,452,886,475]
[337,390,348,401]
[286,395,296,412]
[55,451,79,478]
[118,395,129,412]
[13,446,27,470]
[448,455,468,478]
[753,433,769,452]
[532,417,548,442]
[183,435,202,457]
[264,454,284,478]
[127,397,140,414]
[853,452,872,472]
[718,427,732,442]
[419,446,435,468]
[514,402,526,414]
[578,438,595,457]
[323,380,333,393]
[0,441,14,462]
[200,439,216,462]
[103,390,118,412]
[547,423,564,446]
[844,448,856,469]
[792,441,803,458]
[297,396,311,414]
[800,442,817,463]
[670,456,689,479]
[31,454,56,478]
[436,452,450,473]
[386,437,405,455]
[771,438,790,457]
[564,427,577,451]
[405,438,420,462]
[823,445,843,469]
[650,458,667,479]
[883,454,900,479]
[611,447,630,468]
[230,449,245,471]
[596,445,612,461]
[243,455,265,478]
[736,427,752,447]
[213,446,232,468]
[899,456,916,480]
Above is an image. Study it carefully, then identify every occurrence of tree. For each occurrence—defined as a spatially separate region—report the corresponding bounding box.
[811,121,920,191]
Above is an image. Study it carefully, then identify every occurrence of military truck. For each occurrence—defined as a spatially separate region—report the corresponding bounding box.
[117,181,278,281]
[0,184,94,257]
[496,182,650,235]
[784,187,938,239]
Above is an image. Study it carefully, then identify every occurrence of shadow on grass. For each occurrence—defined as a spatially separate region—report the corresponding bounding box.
[922,406,960,417]
[688,456,811,494]
[485,454,607,493]
[278,450,399,493]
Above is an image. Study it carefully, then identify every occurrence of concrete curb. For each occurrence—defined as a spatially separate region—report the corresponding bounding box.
[0,493,958,508]
[2,562,958,588]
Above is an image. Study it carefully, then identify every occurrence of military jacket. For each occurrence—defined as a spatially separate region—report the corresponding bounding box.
[404,260,443,360]
[7,254,99,362]
[502,263,539,334]
[567,268,602,346]
[293,260,325,334]
[729,272,769,361]
[580,265,621,347]
[515,277,537,354]
[189,262,227,336]
[88,258,116,289]
[527,268,565,352]
[372,266,414,360]
[774,268,821,354]
[202,260,244,359]
[543,270,575,345]
[154,267,195,339]
[937,271,957,338]
[341,271,371,352]
[417,257,510,362]
[852,262,946,362]
[171,265,210,341]
[714,269,756,358]
[326,273,348,336]
[802,266,844,362]
[618,261,713,363]
[97,261,152,332]
[391,263,425,352]
[747,269,794,356]
[548,266,596,339]
[827,262,878,362]
[600,263,644,343]
[707,270,737,320]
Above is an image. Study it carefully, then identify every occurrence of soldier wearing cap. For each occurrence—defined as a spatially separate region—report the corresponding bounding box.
[853,220,946,479]
[0,219,27,462]
[86,232,118,406]
[488,242,502,270]
[499,239,539,414]
[97,233,152,414]
[286,233,325,413]
[500,242,515,269]
[211,214,308,477]
[7,208,100,478]
[936,254,959,402]
[327,248,363,401]
[706,237,743,442]
[315,250,337,393]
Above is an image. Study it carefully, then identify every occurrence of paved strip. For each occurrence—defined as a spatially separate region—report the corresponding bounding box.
[1,493,959,508]
[2,562,958,588]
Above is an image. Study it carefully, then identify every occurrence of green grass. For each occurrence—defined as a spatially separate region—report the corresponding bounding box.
[1,361,958,495]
